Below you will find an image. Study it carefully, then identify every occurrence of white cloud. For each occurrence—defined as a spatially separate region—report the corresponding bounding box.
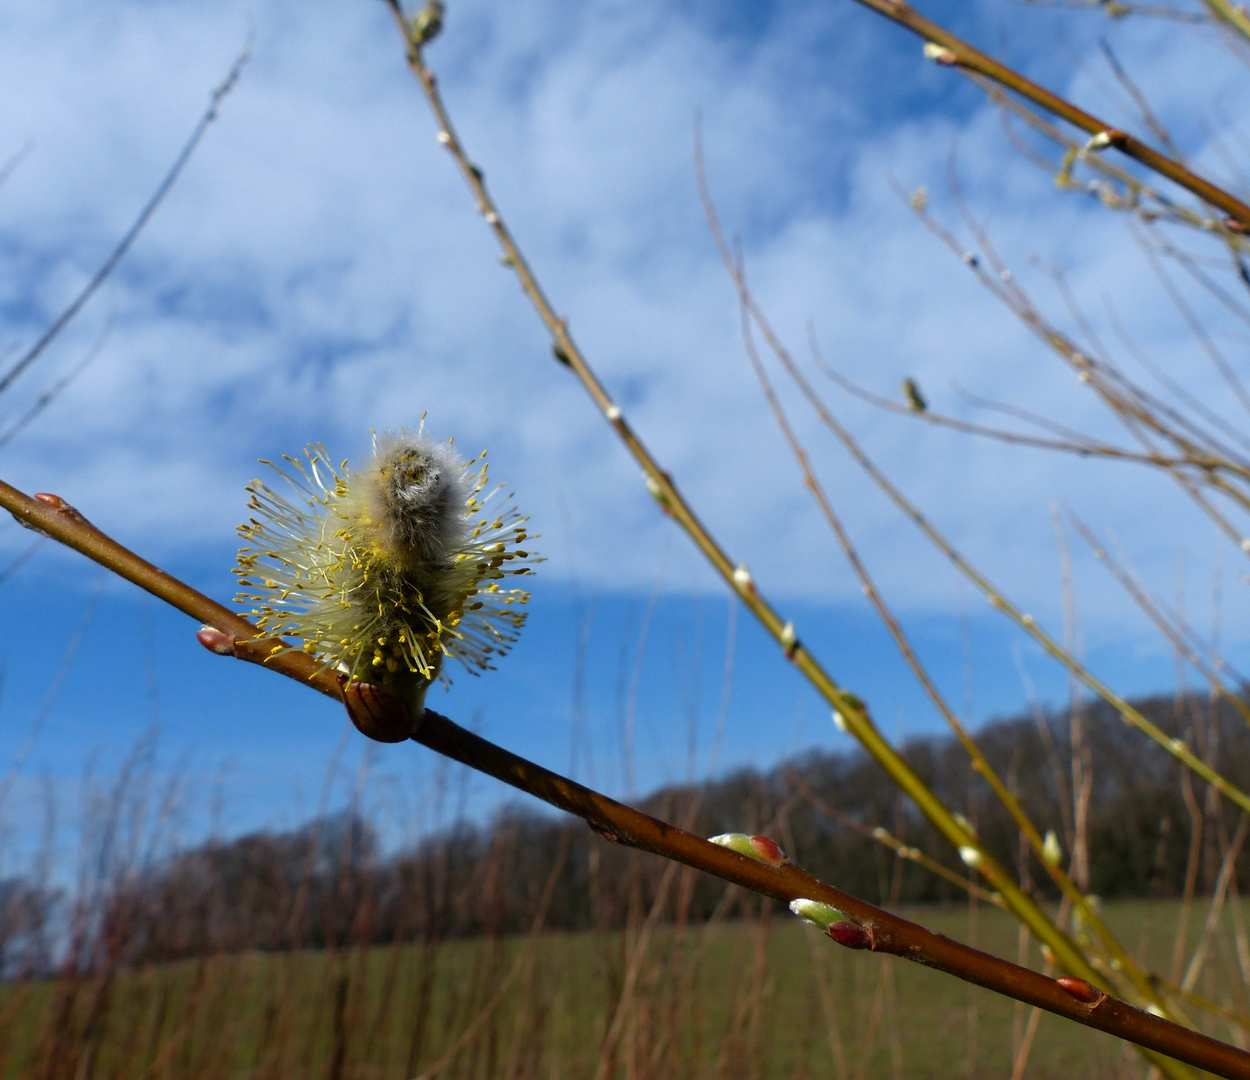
[0,0,1245,663]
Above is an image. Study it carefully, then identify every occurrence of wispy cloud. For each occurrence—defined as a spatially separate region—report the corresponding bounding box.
[0,0,1244,657]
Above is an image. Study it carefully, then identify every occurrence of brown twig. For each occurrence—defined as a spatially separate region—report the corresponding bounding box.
[8,7,1240,1072]
[849,0,1250,228]
[1020,0,1209,22]
[0,48,250,401]
[379,0,1127,1002]
[0,478,339,698]
[1067,513,1250,716]
[862,210,1250,807]
[787,771,1000,904]
[821,361,1215,474]
[4,453,1242,1072]
[903,193,1250,525]
[375,11,1236,1073]
[409,707,1250,1080]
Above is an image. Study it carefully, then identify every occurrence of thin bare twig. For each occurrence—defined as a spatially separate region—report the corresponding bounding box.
[0,478,337,697]
[380,1,1139,1013]
[850,0,1250,227]
[822,359,1222,475]
[0,48,249,401]
[412,708,1250,1079]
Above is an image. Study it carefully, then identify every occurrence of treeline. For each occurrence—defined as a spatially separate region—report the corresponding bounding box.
[4,691,1248,969]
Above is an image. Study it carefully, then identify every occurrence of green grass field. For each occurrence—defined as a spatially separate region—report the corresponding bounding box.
[2,898,1246,1079]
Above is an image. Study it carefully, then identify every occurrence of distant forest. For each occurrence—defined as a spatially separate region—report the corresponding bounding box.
[2,692,1246,971]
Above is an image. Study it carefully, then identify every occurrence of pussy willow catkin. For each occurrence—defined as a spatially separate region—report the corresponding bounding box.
[235,431,536,713]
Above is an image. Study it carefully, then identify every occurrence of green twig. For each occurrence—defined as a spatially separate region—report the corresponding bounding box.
[383,8,1198,1074]
[0,456,1238,1071]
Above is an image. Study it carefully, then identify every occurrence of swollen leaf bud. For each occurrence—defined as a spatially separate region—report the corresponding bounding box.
[922,42,958,65]
[709,833,787,867]
[789,898,847,930]
[1042,829,1062,868]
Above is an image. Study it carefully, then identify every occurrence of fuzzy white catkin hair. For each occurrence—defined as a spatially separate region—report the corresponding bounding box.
[235,429,536,714]
[351,433,469,570]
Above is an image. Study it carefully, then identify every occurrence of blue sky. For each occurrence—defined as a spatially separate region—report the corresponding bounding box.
[0,0,1247,872]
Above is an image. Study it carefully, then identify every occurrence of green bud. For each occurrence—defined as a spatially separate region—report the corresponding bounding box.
[708,833,787,867]
[408,0,445,47]
[789,898,847,930]
[1042,829,1062,867]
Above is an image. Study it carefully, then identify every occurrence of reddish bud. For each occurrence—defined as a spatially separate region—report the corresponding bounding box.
[922,42,958,65]
[826,921,872,950]
[1055,976,1102,1004]
[342,679,417,743]
[710,833,786,866]
[196,627,236,656]
[748,835,787,867]
[30,492,89,528]
[589,821,627,845]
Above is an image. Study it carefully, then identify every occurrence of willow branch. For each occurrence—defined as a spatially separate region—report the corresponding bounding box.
[735,224,1250,823]
[412,707,1250,1080]
[375,7,1250,1072]
[821,361,1231,477]
[0,478,338,698]
[708,185,1175,1017]
[1067,512,1250,721]
[786,770,1000,903]
[1020,1,1209,23]
[381,0,1125,1002]
[906,197,1250,545]
[4,456,1240,1073]
[850,0,1250,229]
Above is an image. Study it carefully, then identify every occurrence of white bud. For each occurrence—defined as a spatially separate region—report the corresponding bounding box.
[709,832,786,866]
[436,131,451,145]
[779,622,796,649]
[605,404,622,421]
[922,42,957,64]
[732,564,752,590]
[1042,829,1062,867]
[831,709,847,732]
[959,845,982,869]
[789,898,846,930]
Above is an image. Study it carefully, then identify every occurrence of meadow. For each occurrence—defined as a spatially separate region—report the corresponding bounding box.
[2,898,1246,1080]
